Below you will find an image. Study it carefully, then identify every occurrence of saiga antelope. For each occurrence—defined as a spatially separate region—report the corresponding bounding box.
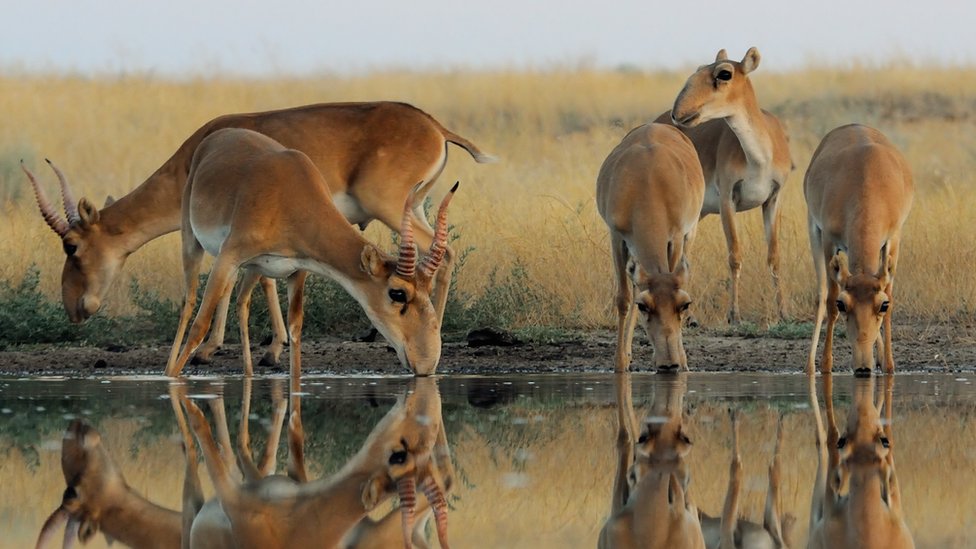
[699,410,794,549]
[179,378,452,549]
[596,123,705,372]
[658,47,792,324]
[25,101,494,367]
[807,374,915,548]
[599,372,706,549]
[165,128,457,378]
[804,124,914,375]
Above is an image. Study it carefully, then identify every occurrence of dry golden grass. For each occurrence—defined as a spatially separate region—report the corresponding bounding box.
[5,399,974,548]
[2,66,975,327]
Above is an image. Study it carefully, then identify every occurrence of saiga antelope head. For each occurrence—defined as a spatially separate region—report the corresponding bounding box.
[633,259,693,371]
[22,160,119,323]
[671,47,762,128]
[830,250,891,374]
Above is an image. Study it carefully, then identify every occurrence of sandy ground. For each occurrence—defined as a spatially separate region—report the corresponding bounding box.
[1,321,973,377]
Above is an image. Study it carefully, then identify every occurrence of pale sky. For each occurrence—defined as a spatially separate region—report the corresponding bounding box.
[4,0,974,75]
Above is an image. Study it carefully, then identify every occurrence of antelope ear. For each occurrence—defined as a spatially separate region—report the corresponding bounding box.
[78,198,100,227]
[715,49,729,62]
[360,245,388,277]
[79,519,99,543]
[103,195,116,208]
[361,473,387,511]
[829,251,851,285]
[740,47,761,74]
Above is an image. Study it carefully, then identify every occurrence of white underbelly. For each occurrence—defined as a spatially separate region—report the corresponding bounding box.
[242,255,319,279]
[701,176,776,215]
[333,192,370,226]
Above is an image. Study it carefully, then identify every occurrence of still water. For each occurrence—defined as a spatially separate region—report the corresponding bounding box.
[2,372,974,548]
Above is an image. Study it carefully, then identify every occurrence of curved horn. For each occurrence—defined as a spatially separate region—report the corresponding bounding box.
[421,475,451,549]
[22,161,69,236]
[397,476,417,549]
[46,159,80,225]
[34,507,68,549]
[421,181,459,277]
[395,183,423,279]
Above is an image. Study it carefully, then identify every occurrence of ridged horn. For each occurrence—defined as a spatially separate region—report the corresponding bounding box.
[397,476,417,549]
[395,183,423,279]
[22,161,69,236]
[46,159,80,225]
[421,475,451,549]
[421,182,459,277]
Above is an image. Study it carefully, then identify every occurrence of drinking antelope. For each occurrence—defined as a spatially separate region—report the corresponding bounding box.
[596,123,705,372]
[658,47,792,324]
[599,372,706,549]
[808,374,915,548]
[25,101,494,367]
[165,127,457,378]
[804,124,914,375]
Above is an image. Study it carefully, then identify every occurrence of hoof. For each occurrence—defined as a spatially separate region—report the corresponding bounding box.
[258,352,279,367]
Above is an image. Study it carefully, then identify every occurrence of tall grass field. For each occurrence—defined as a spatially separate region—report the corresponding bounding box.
[1,66,974,340]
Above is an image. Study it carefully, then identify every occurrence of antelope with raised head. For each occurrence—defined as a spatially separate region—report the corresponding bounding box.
[25,101,494,367]
[597,123,705,372]
[804,124,914,375]
[164,127,458,379]
[599,372,706,549]
[180,377,452,549]
[658,47,792,324]
[808,374,914,548]
[699,410,794,549]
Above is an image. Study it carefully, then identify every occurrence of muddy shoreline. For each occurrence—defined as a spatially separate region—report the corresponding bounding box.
[1,322,972,377]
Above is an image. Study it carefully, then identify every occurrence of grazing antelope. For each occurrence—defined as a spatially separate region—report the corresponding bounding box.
[808,374,915,548]
[599,372,706,549]
[699,410,794,549]
[25,101,494,366]
[804,124,914,375]
[658,47,792,324]
[180,377,453,549]
[165,128,457,378]
[597,123,705,372]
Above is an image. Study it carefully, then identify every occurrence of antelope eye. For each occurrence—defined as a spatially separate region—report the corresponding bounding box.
[63,243,78,256]
[678,302,691,313]
[716,69,733,81]
[879,301,890,314]
[389,450,408,465]
[835,300,847,313]
[637,433,648,444]
[837,436,847,449]
[388,289,407,303]
[637,303,650,314]
[678,433,692,445]
[880,436,890,449]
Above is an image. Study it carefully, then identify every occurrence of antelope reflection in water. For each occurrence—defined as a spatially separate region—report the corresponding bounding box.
[808,374,914,549]
[36,377,454,549]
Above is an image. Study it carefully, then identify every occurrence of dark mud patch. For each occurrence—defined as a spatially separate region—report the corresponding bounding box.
[0,323,972,377]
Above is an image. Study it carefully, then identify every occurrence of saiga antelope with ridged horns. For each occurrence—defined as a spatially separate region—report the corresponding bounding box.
[179,377,452,549]
[808,374,915,548]
[804,124,913,375]
[165,127,457,378]
[25,101,494,367]
[599,373,706,549]
[597,123,705,372]
[657,47,792,324]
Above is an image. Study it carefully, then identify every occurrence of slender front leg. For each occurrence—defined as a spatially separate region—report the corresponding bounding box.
[821,278,841,375]
[259,274,291,367]
[237,377,262,482]
[181,397,238,503]
[719,194,742,324]
[286,272,307,414]
[807,224,827,375]
[192,288,232,365]
[764,414,788,546]
[882,239,900,374]
[611,234,635,372]
[287,395,308,483]
[169,382,203,549]
[763,189,788,321]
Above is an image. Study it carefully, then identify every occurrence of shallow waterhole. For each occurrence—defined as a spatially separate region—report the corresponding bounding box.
[3,372,974,548]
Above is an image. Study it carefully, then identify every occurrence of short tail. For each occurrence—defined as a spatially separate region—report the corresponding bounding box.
[439,127,498,164]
